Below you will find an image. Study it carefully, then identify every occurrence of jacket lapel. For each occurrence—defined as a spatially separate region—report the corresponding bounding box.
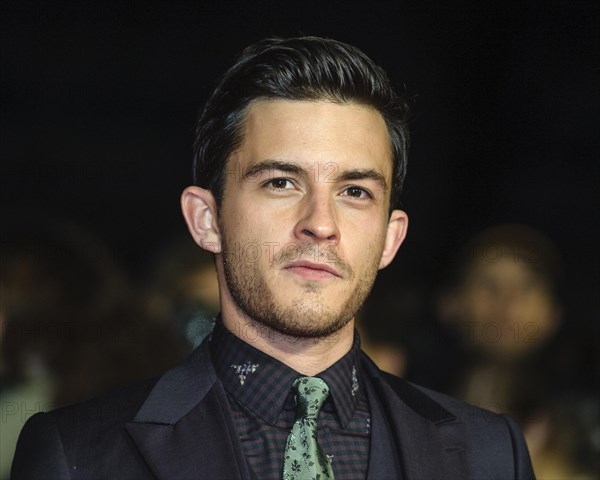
[124,338,469,479]
[362,355,468,480]
[125,341,249,480]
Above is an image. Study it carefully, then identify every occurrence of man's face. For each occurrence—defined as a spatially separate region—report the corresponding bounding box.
[458,257,559,360]
[216,99,404,338]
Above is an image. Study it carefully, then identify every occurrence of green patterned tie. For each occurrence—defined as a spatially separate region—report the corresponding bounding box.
[282,377,335,480]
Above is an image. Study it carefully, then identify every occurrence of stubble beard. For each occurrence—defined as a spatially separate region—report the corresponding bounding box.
[220,232,382,340]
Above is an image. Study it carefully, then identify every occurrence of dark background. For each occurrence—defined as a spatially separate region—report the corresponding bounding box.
[2,1,598,370]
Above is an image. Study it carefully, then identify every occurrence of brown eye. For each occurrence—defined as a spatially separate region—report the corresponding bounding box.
[340,185,373,201]
[347,186,364,197]
[270,179,290,189]
[265,178,294,191]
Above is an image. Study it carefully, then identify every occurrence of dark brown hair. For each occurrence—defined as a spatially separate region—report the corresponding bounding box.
[193,36,410,210]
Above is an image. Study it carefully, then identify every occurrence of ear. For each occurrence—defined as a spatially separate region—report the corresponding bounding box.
[181,186,222,253]
[378,209,408,269]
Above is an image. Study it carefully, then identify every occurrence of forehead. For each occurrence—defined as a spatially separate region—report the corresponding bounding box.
[466,257,543,286]
[237,99,393,176]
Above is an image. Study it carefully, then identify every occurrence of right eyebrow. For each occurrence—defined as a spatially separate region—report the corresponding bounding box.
[242,159,306,181]
[335,168,388,192]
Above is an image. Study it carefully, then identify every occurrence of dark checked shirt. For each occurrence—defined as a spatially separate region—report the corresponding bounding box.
[210,319,371,480]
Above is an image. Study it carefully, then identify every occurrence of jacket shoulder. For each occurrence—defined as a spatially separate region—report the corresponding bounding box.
[12,378,157,480]
[379,369,505,426]
[50,377,156,430]
[377,371,535,479]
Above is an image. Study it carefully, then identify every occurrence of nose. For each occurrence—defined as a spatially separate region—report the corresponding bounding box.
[293,191,340,245]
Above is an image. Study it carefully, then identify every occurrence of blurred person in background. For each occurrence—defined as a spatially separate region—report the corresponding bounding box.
[437,224,598,479]
[355,280,429,378]
[354,316,407,378]
[0,210,186,479]
[144,236,220,350]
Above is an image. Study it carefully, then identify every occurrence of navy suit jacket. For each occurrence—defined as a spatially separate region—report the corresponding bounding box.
[12,338,535,479]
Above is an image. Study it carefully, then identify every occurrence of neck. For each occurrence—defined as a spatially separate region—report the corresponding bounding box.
[220,306,355,376]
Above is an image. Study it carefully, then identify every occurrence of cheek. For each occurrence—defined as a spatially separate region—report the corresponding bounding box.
[350,237,385,276]
[462,291,493,321]
[353,218,387,251]
[221,201,260,240]
[522,294,555,326]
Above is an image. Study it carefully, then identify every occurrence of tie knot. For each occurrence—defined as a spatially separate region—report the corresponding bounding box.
[292,377,330,419]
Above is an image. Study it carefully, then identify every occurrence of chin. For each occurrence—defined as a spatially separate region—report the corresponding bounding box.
[259,314,352,339]
[279,299,353,335]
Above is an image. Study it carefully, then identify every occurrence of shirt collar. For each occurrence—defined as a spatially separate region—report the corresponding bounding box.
[209,316,364,428]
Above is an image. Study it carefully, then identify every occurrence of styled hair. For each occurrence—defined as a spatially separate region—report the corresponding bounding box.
[456,224,563,296]
[192,36,410,209]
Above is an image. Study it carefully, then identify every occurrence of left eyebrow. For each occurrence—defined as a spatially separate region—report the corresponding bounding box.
[242,159,306,181]
[336,169,388,192]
